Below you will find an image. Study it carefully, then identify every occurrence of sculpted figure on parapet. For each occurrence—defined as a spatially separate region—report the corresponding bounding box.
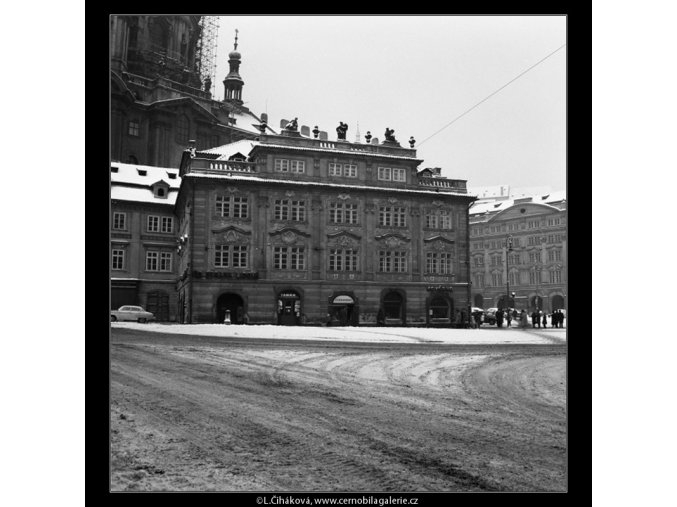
[384,127,397,142]
[285,117,299,131]
[336,122,348,140]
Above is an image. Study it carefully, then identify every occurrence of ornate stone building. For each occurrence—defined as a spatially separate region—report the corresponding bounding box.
[173,128,475,326]
[468,191,567,313]
[110,17,477,325]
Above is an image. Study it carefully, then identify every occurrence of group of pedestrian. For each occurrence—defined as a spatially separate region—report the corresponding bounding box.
[551,309,565,328]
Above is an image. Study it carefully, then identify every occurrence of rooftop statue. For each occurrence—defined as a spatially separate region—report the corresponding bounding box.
[285,117,299,131]
[336,122,348,140]
[384,128,397,142]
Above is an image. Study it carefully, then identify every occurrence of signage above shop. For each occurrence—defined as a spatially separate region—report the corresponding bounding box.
[426,285,454,292]
[332,295,355,304]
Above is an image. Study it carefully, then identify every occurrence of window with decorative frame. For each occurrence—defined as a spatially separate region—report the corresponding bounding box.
[215,194,249,219]
[379,206,406,227]
[273,246,306,270]
[378,251,407,273]
[274,159,305,173]
[274,199,306,221]
[328,249,358,271]
[329,202,358,224]
[425,252,453,274]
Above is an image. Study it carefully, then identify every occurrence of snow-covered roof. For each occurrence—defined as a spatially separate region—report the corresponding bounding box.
[199,139,260,160]
[469,189,566,217]
[111,185,178,205]
[111,162,181,188]
[230,110,268,135]
[183,172,471,198]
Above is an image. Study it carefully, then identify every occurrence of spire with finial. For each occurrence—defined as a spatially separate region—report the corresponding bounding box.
[223,28,244,104]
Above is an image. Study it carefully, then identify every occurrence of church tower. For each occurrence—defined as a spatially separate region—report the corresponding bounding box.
[223,29,244,104]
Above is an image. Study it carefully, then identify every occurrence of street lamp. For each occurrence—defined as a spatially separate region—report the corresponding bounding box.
[506,235,513,309]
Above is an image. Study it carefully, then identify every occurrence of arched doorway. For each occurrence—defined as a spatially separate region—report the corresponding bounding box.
[473,293,484,308]
[551,294,565,311]
[428,295,453,325]
[277,290,302,326]
[216,293,244,324]
[146,290,169,321]
[328,293,359,326]
[382,290,405,325]
[531,295,544,312]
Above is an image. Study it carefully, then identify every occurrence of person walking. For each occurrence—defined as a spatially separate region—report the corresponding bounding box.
[506,310,512,328]
[542,312,548,328]
[531,311,537,328]
[474,310,482,329]
[496,309,504,328]
[520,309,528,328]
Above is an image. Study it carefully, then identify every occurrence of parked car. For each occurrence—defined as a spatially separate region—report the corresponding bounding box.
[484,307,498,325]
[111,305,155,323]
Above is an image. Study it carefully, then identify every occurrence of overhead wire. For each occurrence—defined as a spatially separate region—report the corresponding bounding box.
[416,43,567,148]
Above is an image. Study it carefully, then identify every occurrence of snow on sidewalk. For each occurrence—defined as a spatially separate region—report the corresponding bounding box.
[112,322,566,345]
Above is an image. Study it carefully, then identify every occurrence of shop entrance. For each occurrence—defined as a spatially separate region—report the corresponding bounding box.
[216,293,244,324]
[428,295,452,325]
[328,294,359,326]
[277,290,301,326]
[382,291,405,325]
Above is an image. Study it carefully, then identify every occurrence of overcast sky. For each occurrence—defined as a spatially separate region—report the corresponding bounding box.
[211,15,566,193]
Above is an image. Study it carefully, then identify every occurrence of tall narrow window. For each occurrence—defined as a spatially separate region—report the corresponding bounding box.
[112,212,126,230]
[112,249,124,270]
[232,246,248,268]
[146,251,158,271]
[147,215,160,232]
[216,196,230,217]
[128,120,140,137]
[233,197,248,218]
[161,217,173,233]
[214,245,229,267]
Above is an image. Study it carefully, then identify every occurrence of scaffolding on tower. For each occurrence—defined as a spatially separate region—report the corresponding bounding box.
[196,16,220,94]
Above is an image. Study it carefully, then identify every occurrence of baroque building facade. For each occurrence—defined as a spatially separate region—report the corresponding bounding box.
[173,128,475,326]
[110,17,477,325]
[468,192,567,313]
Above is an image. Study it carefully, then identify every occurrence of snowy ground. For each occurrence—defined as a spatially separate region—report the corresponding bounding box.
[111,322,566,345]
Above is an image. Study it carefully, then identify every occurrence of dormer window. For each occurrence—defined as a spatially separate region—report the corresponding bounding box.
[167,172,177,179]
[152,180,169,199]
[137,169,147,176]
[111,166,119,173]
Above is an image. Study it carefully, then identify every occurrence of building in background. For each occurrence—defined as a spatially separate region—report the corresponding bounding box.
[110,15,271,168]
[468,191,567,313]
[110,163,182,320]
[173,127,475,326]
